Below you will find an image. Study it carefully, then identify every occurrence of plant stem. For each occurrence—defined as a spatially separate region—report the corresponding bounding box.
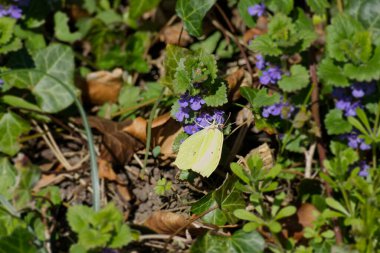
[336,0,344,13]
[1,69,100,212]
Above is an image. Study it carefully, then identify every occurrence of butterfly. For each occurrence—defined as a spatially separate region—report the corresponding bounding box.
[173,123,223,177]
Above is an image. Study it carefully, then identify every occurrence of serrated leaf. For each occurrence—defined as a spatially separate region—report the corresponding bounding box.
[237,0,260,28]
[161,45,190,90]
[0,112,30,156]
[306,0,330,14]
[318,58,350,87]
[79,228,111,249]
[0,17,16,45]
[326,14,364,62]
[174,58,192,94]
[54,11,83,43]
[176,0,217,37]
[345,0,380,45]
[324,109,352,135]
[267,0,293,15]
[199,51,217,82]
[67,205,94,233]
[278,65,310,92]
[129,0,160,19]
[253,88,281,107]
[0,37,22,54]
[268,13,298,48]
[108,224,132,248]
[343,46,380,81]
[295,9,317,51]
[203,81,228,107]
[250,35,282,56]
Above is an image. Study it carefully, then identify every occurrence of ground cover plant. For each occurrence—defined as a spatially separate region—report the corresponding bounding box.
[1,0,380,252]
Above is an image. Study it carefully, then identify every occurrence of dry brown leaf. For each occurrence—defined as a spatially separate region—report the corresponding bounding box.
[83,68,123,105]
[144,211,190,235]
[122,117,147,143]
[160,23,193,47]
[98,158,118,181]
[116,184,132,202]
[245,143,274,170]
[225,68,245,102]
[33,173,68,192]
[85,116,144,165]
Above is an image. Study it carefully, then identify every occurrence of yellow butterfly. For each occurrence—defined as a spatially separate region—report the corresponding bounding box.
[173,123,223,177]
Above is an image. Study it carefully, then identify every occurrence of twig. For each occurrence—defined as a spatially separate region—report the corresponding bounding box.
[304,142,316,178]
[214,3,253,76]
[309,64,343,245]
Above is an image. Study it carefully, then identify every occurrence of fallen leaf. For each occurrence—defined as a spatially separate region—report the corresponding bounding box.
[98,158,118,181]
[245,143,274,170]
[116,184,132,202]
[84,116,144,165]
[33,173,68,192]
[160,22,193,47]
[226,68,245,102]
[144,211,191,235]
[123,117,147,143]
[83,68,123,105]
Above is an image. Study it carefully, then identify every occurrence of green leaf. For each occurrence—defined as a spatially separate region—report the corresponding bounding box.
[0,112,31,156]
[253,88,281,107]
[191,229,265,253]
[161,45,190,90]
[174,58,192,94]
[0,158,17,199]
[118,86,141,108]
[0,17,16,45]
[306,0,330,14]
[324,109,352,135]
[343,46,380,81]
[129,0,160,19]
[191,194,227,226]
[97,10,123,25]
[0,36,22,54]
[190,31,222,54]
[326,14,364,62]
[267,220,282,233]
[325,197,350,216]
[203,81,228,107]
[13,26,46,55]
[234,209,264,223]
[237,0,260,28]
[278,65,310,92]
[344,0,380,45]
[250,35,282,56]
[267,0,293,15]
[176,0,216,37]
[274,206,297,220]
[54,11,83,43]
[1,95,42,112]
[318,58,350,87]
[0,228,37,253]
[230,163,250,184]
[79,228,111,249]
[347,117,368,136]
[67,205,94,233]
[108,224,132,248]
[69,244,87,253]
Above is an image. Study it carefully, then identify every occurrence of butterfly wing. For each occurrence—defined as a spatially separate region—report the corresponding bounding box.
[191,128,223,177]
[173,129,207,171]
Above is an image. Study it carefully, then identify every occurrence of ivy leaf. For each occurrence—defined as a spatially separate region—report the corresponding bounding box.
[324,109,352,135]
[54,11,83,43]
[318,58,350,87]
[191,230,265,253]
[0,158,17,199]
[176,0,216,37]
[237,0,260,28]
[161,45,190,90]
[306,0,330,15]
[203,80,228,107]
[191,193,227,226]
[0,112,30,156]
[129,0,160,19]
[278,65,310,92]
[343,46,380,81]
[0,228,37,253]
[250,35,282,56]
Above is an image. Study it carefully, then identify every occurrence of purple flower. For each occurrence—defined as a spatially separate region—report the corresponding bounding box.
[259,66,282,85]
[248,3,266,17]
[344,101,361,117]
[358,161,369,177]
[14,0,30,6]
[341,133,371,150]
[184,124,201,135]
[0,5,22,19]
[102,249,119,253]
[195,110,225,129]
[178,93,189,107]
[255,54,266,70]
[351,82,376,98]
[189,95,205,111]
[175,107,190,122]
[262,100,294,119]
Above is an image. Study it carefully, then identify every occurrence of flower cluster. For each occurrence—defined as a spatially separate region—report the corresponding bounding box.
[332,82,376,117]
[175,92,225,135]
[262,99,294,119]
[340,132,371,151]
[248,3,266,17]
[183,110,225,135]
[255,54,283,85]
[358,161,369,177]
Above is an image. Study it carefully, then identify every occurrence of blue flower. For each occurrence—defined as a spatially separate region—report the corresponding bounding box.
[189,95,205,111]
[351,82,376,98]
[262,100,294,119]
[358,161,369,177]
[183,124,201,135]
[248,3,266,17]
[0,4,22,19]
[259,66,282,85]
[255,54,266,70]
[175,107,190,122]
[341,132,371,150]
